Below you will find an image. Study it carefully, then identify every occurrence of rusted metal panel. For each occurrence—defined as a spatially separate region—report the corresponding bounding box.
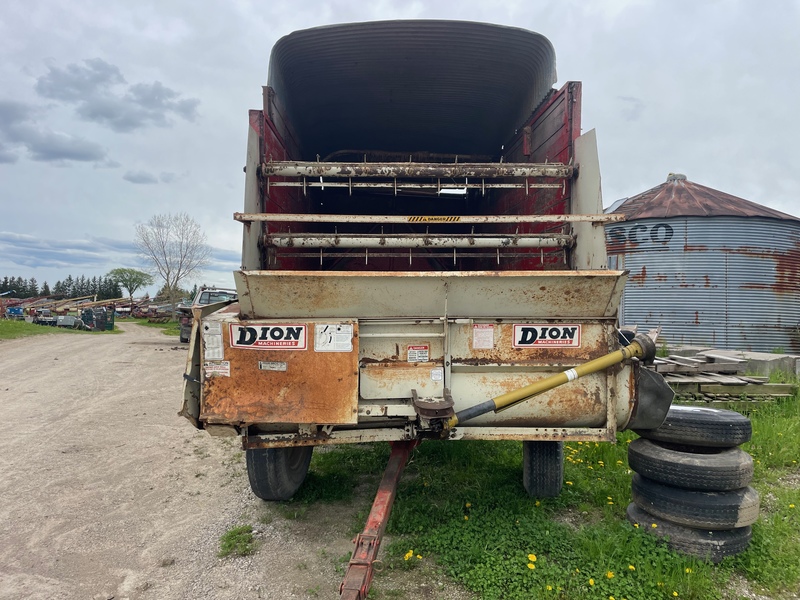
[448,371,608,427]
[235,270,628,320]
[611,174,800,221]
[606,211,800,353]
[360,363,444,400]
[200,317,359,425]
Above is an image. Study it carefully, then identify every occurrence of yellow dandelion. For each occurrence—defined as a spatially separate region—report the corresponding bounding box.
[633,523,639,528]
[528,554,537,562]
[465,502,471,508]
[790,504,795,509]
[628,565,635,571]
[607,496,613,500]
[535,500,541,507]
[464,515,469,521]
[673,593,678,597]
[416,554,422,560]
[404,550,414,561]
[528,563,536,570]
[588,465,594,470]
[606,571,614,579]
[566,481,573,485]
[546,585,553,591]
[651,523,658,529]
[608,501,614,505]
[685,567,692,574]
[575,568,580,573]
[610,597,615,600]
[589,578,595,586]
[626,439,632,443]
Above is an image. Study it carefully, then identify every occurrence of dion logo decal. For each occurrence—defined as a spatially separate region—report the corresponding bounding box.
[512,324,581,348]
[230,324,307,349]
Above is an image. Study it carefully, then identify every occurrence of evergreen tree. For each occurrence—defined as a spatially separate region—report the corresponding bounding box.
[28,277,38,297]
[41,281,51,296]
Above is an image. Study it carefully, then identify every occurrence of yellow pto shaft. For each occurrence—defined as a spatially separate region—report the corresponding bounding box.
[446,333,657,428]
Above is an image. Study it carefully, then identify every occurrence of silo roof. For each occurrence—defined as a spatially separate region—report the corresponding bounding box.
[612,174,800,221]
[267,20,557,159]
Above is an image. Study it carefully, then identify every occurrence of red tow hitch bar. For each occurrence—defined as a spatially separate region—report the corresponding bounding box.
[339,440,418,600]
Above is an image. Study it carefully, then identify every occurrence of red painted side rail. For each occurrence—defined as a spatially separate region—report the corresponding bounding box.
[339,440,418,600]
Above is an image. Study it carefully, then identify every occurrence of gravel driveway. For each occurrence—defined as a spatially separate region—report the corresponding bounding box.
[0,323,474,600]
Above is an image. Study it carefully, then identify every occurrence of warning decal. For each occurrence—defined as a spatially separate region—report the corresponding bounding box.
[229,324,307,350]
[512,324,581,348]
[315,324,354,352]
[407,216,461,223]
[407,344,429,362]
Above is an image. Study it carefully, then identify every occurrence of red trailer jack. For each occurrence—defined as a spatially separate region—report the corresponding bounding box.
[339,440,418,600]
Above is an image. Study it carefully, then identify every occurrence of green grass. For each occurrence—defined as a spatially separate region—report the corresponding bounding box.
[0,319,64,339]
[218,524,256,557]
[0,319,124,338]
[127,317,180,337]
[287,391,800,599]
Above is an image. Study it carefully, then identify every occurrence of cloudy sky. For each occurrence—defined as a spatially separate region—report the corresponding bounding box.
[2,0,798,295]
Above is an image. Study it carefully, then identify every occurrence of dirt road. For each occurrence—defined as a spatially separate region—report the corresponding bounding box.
[0,324,473,600]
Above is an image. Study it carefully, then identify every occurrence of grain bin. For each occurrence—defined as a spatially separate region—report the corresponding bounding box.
[606,174,800,353]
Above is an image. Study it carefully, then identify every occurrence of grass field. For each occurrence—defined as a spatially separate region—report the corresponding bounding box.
[288,392,800,600]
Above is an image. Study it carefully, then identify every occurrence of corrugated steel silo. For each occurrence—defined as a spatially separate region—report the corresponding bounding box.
[606,174,800,353]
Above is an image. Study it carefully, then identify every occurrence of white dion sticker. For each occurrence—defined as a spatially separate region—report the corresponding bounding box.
[512,324,582,348]
[203,323,224,360]
[204,361,230,377]
[315,324,353,352]
[472,324,494,349]
[229,324,307,350]
[430,368,444,382]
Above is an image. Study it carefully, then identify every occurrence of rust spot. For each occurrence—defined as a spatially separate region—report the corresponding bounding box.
[654,274,667,282]
[683,244,708,252]
[629,265,647,285]
[694,311,700,325]
[201,319,359,425]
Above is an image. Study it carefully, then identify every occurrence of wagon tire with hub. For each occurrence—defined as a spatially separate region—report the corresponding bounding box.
[631,473,759,530]
[522,441,563,498]
[633,405,752,448]
[628,438,754,491]
[246,446,314,501]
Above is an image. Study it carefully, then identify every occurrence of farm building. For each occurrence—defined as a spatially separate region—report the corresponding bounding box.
[605,174,800,353]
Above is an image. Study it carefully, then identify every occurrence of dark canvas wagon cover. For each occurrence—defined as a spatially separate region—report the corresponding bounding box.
[267,20,557,158]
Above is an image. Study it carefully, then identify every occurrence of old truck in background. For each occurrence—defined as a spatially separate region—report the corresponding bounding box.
[181,20,673,505]
[177,286,238,343]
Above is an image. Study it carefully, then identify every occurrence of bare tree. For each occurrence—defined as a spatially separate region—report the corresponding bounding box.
[134,213,211,316]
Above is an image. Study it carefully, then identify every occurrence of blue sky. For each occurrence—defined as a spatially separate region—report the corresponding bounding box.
[2,0,799,295]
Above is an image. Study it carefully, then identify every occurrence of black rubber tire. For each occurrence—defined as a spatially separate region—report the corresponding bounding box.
[633,405,751,448]
[522,441,564,498]
[179,331,189,343]
[246,446,313,501]
[626,503,752,563]
[628,438,753,491]
[631,473,759,530]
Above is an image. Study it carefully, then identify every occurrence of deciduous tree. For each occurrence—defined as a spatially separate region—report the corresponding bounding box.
[134,213,211,315]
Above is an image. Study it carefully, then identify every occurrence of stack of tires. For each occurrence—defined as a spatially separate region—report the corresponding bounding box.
[626,406,759,563]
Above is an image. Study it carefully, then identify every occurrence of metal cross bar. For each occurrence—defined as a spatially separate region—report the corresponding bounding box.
[261,161,575,179]
[235,212,625,224]
[262,234,574,249]
[265,180,562,191]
